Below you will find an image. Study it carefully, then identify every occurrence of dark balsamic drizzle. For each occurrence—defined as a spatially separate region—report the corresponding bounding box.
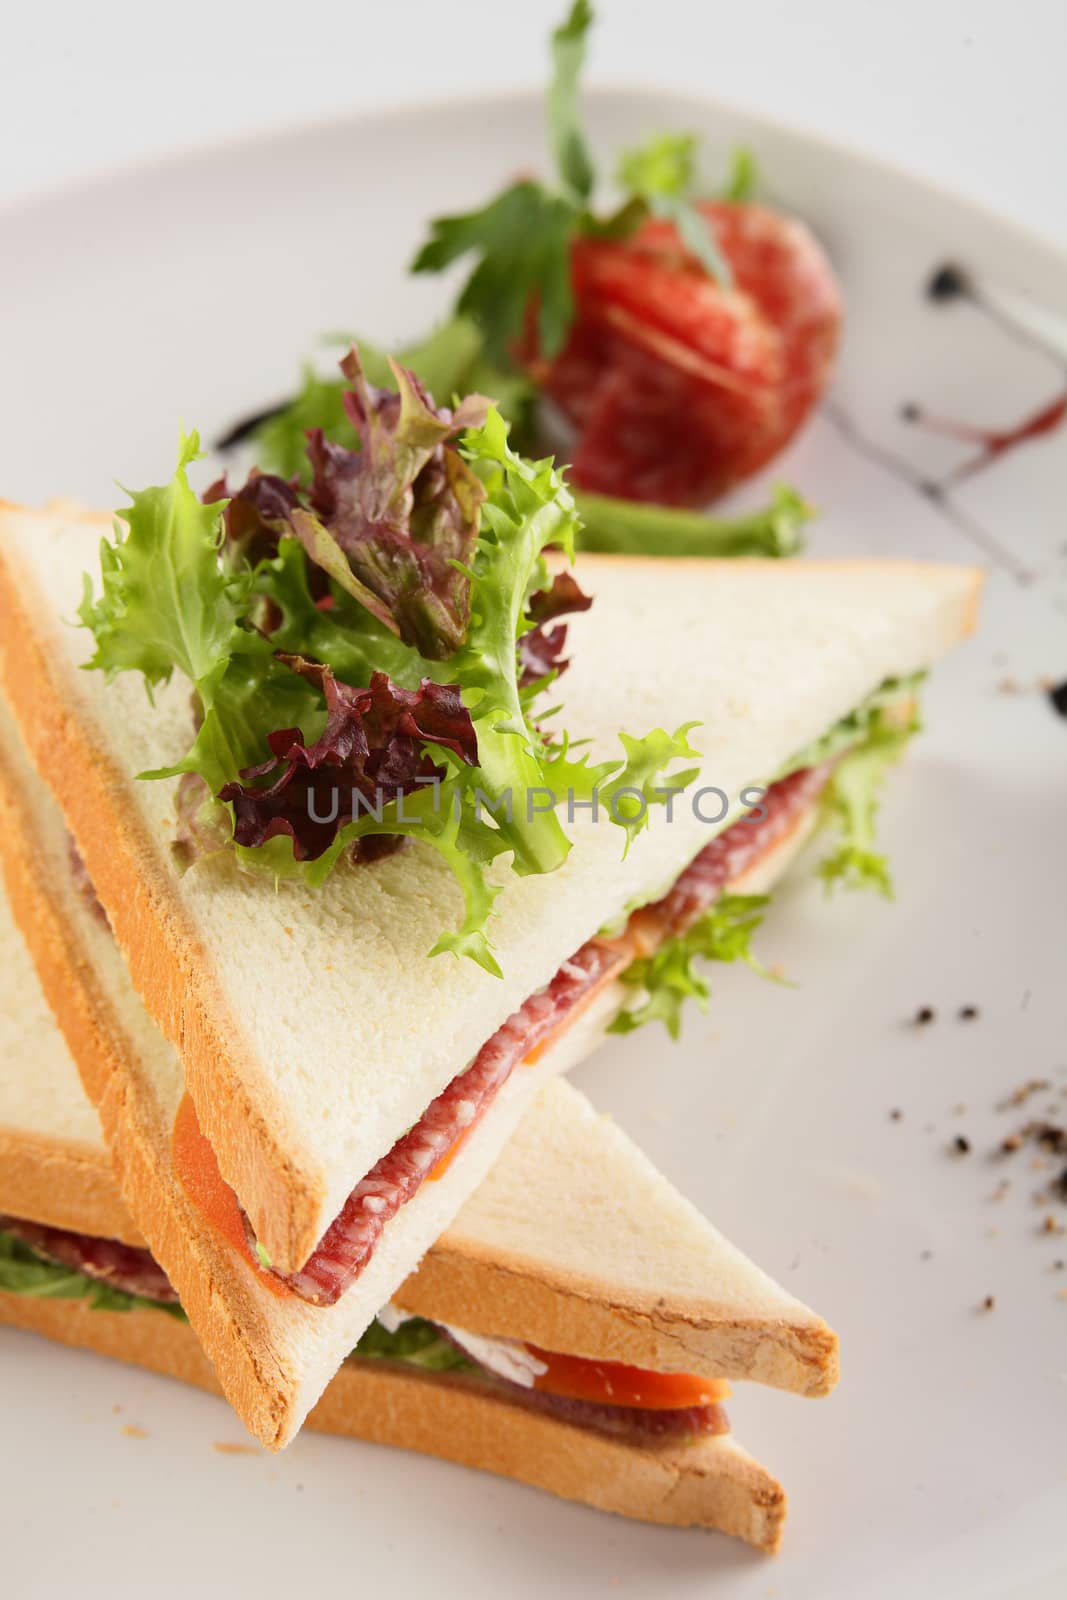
[822,257,1067,586]
[215,399,292,453]
[821,399,1035,584]
[905,261,1067,489]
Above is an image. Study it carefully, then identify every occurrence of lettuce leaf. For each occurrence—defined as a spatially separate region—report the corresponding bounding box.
[80,354,698,973]
[0,1231,470,1369]
[351,1315,473,1373]
[572,484,810,558]
[775,673,924,899]
[609,893,774,1039]
[816,701,921,897]
[0,1231,186,1320]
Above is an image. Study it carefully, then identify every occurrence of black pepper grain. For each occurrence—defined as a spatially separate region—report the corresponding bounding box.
[953,1135,972,1154]
[914,1006,936,1026]
[958,1005,979,1021]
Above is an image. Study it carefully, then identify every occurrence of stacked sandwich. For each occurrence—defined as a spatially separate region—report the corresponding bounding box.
[0,353,980,1548]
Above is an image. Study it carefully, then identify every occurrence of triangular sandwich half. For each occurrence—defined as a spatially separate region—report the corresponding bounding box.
[0,865,836,1552]
[0,373,980,1444]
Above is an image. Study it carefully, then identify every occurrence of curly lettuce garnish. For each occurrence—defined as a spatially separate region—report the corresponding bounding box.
[80,350,698,973]
[609,894,775,1039]
[775,675,924,899]
[815,701,921,897]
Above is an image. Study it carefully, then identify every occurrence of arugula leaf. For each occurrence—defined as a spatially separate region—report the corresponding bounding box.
[548,0,596,202]
[352,1316,473,1372]
[0,1231,186,1320]
[609,893,775,1039]
[573,484,810,558]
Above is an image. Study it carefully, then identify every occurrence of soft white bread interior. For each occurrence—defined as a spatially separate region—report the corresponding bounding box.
[0,877,140,1245]
[0,499,983,1272]
[0,703,622,1446]
[0,710,836,1444]
[398,1077,836,1396]
[0,1290,786,1551]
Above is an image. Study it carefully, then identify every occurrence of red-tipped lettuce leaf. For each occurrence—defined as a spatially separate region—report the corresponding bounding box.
[519,569,593,686]
[294,349,491,658]
[219,658,478,863]
[203,469,301,568]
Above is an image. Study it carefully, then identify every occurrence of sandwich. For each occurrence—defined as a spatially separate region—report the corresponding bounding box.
[0,864,838,1552]
[0,353,982,1446]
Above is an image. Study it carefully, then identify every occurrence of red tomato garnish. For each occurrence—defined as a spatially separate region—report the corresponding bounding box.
[527,1345,731,1410]
[532,202,842,507]
[172,1093,289,1297]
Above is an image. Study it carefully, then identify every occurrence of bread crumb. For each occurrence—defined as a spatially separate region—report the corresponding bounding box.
[122,1424,148,1439]
[213,1441,260,1456]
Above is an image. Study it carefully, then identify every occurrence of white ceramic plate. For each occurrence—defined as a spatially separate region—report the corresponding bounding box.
[2,90,1066,1600]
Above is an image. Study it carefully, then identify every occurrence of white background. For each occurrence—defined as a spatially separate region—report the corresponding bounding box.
[2,0,1066,245]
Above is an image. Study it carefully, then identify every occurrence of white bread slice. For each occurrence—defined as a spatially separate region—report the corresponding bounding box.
[0,833,143,1245]
[0,1291,785,1550]
[0,714,836,1444]
[0,499,983,1273]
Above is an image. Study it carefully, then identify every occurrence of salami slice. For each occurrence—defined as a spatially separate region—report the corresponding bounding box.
[0,1215,179,1304]
[279,761,828,1306]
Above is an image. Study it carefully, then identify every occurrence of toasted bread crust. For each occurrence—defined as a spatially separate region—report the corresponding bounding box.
[0,1288,786,1549]
[397,1238,838,1398]
[0,745,299,1445]
[0,524,324,1272]
[0,718,838,1418]
[0,1125,144,1247]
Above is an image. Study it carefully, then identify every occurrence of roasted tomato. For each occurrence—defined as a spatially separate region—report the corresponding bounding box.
[532,202,842,507]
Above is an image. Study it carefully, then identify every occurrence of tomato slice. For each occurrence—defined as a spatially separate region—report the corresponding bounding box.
[172,1093,289,1297]
[527,1345,730,1410]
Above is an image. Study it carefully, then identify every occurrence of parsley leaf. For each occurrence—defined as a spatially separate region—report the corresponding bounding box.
[412,182,578,363]
[548,0,596,202]
[616,131,733,287]
[721,145,759,202]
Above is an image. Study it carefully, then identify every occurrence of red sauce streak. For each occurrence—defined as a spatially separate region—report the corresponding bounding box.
[910,390,1067,484]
